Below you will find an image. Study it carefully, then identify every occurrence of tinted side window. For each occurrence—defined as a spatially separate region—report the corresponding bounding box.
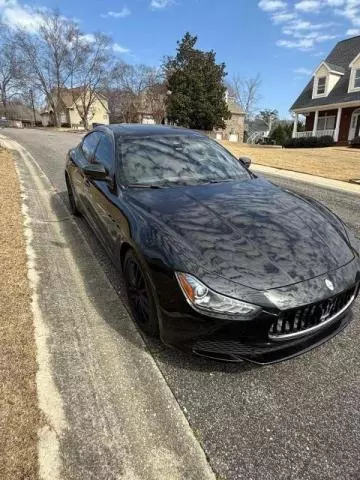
[94,134,114,173]
[82,132,100,162]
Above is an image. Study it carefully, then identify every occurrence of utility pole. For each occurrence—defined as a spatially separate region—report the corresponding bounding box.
[29,89,37,127]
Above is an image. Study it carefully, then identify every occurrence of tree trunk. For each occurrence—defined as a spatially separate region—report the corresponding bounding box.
[53,109,62,128]
[1,92,8,119]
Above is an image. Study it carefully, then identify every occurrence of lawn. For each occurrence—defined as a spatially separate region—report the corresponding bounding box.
[0,148,39,480]
[220,141,360,182]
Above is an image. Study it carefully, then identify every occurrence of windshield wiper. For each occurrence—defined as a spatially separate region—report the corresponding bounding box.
[126,183,163,189]
[206,179,234,184]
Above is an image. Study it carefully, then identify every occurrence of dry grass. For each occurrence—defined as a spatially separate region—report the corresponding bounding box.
[221,141,360,182]
[0,148,39,479]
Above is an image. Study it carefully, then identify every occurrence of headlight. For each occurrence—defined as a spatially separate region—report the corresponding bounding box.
[175,272,261,320]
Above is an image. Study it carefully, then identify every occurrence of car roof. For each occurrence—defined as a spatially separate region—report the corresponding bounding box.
[94,123,205,139]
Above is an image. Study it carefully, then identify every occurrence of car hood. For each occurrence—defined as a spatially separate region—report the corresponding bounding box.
[126,178,354,290]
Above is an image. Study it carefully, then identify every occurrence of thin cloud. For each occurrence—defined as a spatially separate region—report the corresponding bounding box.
[295,0,322,12]
[101,8,131,19]
[113,42,130,53]
[258,0,287,11]
[294,67,313,75]
[277,38,315,50]
[259,0,356,51]
[272,12,297,23]
[150,0,172,9]
[1,1,44,33]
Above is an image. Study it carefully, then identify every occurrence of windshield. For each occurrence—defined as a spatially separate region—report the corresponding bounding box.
[118,135,250,187]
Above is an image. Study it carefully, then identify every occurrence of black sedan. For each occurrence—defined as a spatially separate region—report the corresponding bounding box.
[65,124,360,364]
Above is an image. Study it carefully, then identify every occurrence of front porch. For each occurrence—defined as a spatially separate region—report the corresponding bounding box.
[292,105,360,144]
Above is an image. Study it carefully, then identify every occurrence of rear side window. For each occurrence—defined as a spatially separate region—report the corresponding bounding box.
[82,132,100,162]
[94,134,114,173]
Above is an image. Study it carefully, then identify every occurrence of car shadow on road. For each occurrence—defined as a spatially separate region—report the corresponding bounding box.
[51,191,260,375]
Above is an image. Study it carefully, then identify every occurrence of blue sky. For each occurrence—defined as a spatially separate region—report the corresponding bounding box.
[1,0,360,117]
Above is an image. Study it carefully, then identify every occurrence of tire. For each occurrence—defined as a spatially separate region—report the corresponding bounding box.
[123,249,159,337]
[66,175,81,217]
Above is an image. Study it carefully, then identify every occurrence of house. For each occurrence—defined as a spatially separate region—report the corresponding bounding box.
[246,118,271,144]
[214,94,245,142]
[291,35,360,145]
[108,85,167,125]
[41,88,110,128]
[0,101,42,127]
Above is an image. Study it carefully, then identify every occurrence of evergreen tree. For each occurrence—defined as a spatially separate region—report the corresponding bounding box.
[164,33,230,130]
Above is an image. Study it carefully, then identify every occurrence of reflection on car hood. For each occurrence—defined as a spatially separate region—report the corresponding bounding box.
[126,178,354,290]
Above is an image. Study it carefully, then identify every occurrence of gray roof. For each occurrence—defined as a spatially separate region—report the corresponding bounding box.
[291,35,360,111]
[324,62,345,74]
[228,99,245,115]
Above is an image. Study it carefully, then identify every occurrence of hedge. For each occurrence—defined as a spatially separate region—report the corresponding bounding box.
[283,135,335,148]
[350,136,360,148]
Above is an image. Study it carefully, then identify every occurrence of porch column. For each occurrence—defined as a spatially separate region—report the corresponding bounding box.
[292,113,298,138]
[334,107,342,142]
[312,110,319,137]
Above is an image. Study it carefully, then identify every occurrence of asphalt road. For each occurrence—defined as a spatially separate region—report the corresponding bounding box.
[4,127,360,480]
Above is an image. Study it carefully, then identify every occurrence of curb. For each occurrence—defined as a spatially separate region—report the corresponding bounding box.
[252,164,360,195]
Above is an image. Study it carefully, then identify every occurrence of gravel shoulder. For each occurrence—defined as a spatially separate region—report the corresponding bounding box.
[0,148,40,480]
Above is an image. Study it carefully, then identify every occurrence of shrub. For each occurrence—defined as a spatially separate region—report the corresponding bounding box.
[284,135,335,148]
[269,124,292,145]
[350,136,360,148]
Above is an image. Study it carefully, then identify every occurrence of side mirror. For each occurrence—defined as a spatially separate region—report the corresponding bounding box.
[83,163,107,180]
[239,156,252,169]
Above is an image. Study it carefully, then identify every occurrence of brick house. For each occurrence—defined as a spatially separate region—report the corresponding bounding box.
[291,35,360,145]
[214,94,245,143]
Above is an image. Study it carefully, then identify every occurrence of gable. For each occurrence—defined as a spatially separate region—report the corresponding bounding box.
[291,36,360,110]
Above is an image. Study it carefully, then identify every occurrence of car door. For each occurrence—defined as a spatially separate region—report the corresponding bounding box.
[86,132,121,259]
[76,131,101,217]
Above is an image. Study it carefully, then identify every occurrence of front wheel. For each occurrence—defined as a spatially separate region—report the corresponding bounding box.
[123,250,159,337]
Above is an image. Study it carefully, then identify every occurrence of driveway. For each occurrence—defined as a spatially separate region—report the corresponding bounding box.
[4,127,360,480]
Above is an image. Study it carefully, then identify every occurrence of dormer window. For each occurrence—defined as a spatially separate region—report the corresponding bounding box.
[348,53,360,92]
[312,61,344,99]
[317,77,326,95]
[354,69,360,89]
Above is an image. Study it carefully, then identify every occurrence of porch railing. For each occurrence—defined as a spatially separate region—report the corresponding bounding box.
[294,129,335,139]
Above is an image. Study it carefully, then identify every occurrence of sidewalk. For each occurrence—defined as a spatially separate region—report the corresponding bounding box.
[0,135,216,480]
[252,163,360,196]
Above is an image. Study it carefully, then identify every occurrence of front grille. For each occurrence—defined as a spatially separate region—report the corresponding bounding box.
[269,286,356,341]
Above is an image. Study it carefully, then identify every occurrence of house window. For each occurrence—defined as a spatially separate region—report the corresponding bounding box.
[317,115,336,131]
[317,77,326,95]
[354,69,360,89]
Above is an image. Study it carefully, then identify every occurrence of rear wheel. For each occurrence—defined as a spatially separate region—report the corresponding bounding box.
[66,175,81,217]
[123,250,159,337]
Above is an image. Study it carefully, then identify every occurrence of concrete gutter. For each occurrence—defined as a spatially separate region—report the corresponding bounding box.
[0,135,216,480]
[252,164,360,196]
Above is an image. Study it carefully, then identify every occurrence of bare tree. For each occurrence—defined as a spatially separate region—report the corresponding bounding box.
[144,80,167,123]
[69,33,113,129]
[228,74,262,119]
[15,10,80,127]
[0,26,25,118]
[107,62,165,123]
[259,109,279,132]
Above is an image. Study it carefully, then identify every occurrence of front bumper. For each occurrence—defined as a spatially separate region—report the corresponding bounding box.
[149,260,360,365]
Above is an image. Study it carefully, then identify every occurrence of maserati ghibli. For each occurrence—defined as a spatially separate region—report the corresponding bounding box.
[65,124,360,364]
